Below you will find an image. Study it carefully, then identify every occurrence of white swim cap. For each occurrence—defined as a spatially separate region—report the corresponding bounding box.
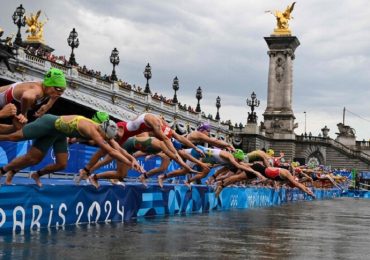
[99,120,118,139]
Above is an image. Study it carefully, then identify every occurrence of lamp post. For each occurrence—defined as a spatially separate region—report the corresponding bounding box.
[143,63,152,94]
[110,47,120,81]
[246,91,260,123]
[67,28,79,66]
[304,111,307,135]
[195,86,202,113]
[12,4,26,46]
[215,96,221,120]
[172,76,179,103]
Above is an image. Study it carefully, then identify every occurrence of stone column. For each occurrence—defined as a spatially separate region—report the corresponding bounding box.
[263,36,300,140]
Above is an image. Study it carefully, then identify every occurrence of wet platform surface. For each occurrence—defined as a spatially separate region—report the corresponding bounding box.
[1,197,370,259]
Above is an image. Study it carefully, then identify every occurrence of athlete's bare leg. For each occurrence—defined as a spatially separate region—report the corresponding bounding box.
[2,147,44,185]
[89,161,129,189]
[31,152,68,187]
[280,168,315,198]
[140,153,170,187]
[158,168,188,188]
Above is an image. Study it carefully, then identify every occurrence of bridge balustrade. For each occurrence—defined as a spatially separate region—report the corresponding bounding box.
[296,135,370,163]
[50,63,69,74]
[133,92,147,102]
[24,53,46,68]
[96,78,111,90]
[151,98,162,107]
[163,102,175,111]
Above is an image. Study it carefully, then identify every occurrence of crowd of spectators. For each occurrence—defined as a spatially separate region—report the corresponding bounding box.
[177,102,196,113]
[24,46,113,83]
[217,120,244,129]
[152,92,174,105]
[116,82,198,113]
[24,46,68,66]
[118,81,142,92]
[77,65,111,82]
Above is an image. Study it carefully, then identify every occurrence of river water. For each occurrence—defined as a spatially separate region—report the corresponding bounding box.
[1,197,370,259]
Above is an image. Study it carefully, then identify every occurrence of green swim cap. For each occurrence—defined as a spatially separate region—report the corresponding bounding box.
[233,149,245,161]
[43,68,67,88]
[92,111,109,124]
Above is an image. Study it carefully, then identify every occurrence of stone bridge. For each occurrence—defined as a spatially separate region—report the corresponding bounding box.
[237,133,370,171]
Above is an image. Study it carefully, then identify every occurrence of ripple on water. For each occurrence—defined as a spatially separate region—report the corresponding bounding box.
[0,198,370,259]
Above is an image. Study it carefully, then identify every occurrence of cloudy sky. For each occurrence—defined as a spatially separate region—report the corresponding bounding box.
[1,1,370,140]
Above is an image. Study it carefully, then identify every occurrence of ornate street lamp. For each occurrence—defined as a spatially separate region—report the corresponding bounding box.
[246,91,260,123]
[195,86,202,113]
[67,28,79,66]
[110,47,120,81]
[215,96,221,120]
[172,76,179,103]
[143,63,152,94]
[12,4,26,46]
[304,111,307,135]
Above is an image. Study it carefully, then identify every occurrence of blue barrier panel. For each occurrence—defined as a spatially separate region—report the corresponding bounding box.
[343,190,370,198]
[0,141,29,167]
[333,170,352,179]
[0,179,341,234]
[360,172,370,180]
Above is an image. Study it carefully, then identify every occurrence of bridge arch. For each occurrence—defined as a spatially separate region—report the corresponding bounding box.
[302,145,326,166]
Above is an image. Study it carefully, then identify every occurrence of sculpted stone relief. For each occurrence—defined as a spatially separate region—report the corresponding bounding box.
[275,57,285,82]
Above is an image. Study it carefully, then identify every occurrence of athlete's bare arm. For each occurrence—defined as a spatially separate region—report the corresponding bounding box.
[172,131,205,157]
[114,142,144,173]
[145,114,178,155]
[188,131,234,151]
[90,154,113,172]
[34,96,59,117]
[0,103,16,118]
[178,150,209,170]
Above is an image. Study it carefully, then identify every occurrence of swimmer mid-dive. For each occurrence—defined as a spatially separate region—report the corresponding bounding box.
[0,114,138,186]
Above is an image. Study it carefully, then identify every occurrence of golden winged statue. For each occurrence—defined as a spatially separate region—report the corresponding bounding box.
[25,10,48,42]
[266,2,296,36]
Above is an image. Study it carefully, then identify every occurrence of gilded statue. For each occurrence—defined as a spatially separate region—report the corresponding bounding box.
[25,10,48,42]
[266,2,296,35]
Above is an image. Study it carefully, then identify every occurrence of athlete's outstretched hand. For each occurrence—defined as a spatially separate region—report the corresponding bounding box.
[13,114,28,129]
[132,160,145,173]
[0,103,17,118]
[34,104,49,117]
[195,147,205,157]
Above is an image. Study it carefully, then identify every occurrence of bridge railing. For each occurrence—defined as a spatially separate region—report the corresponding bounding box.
[24,53,46,68]
[296,135,370,163]
[356,140,370,146]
